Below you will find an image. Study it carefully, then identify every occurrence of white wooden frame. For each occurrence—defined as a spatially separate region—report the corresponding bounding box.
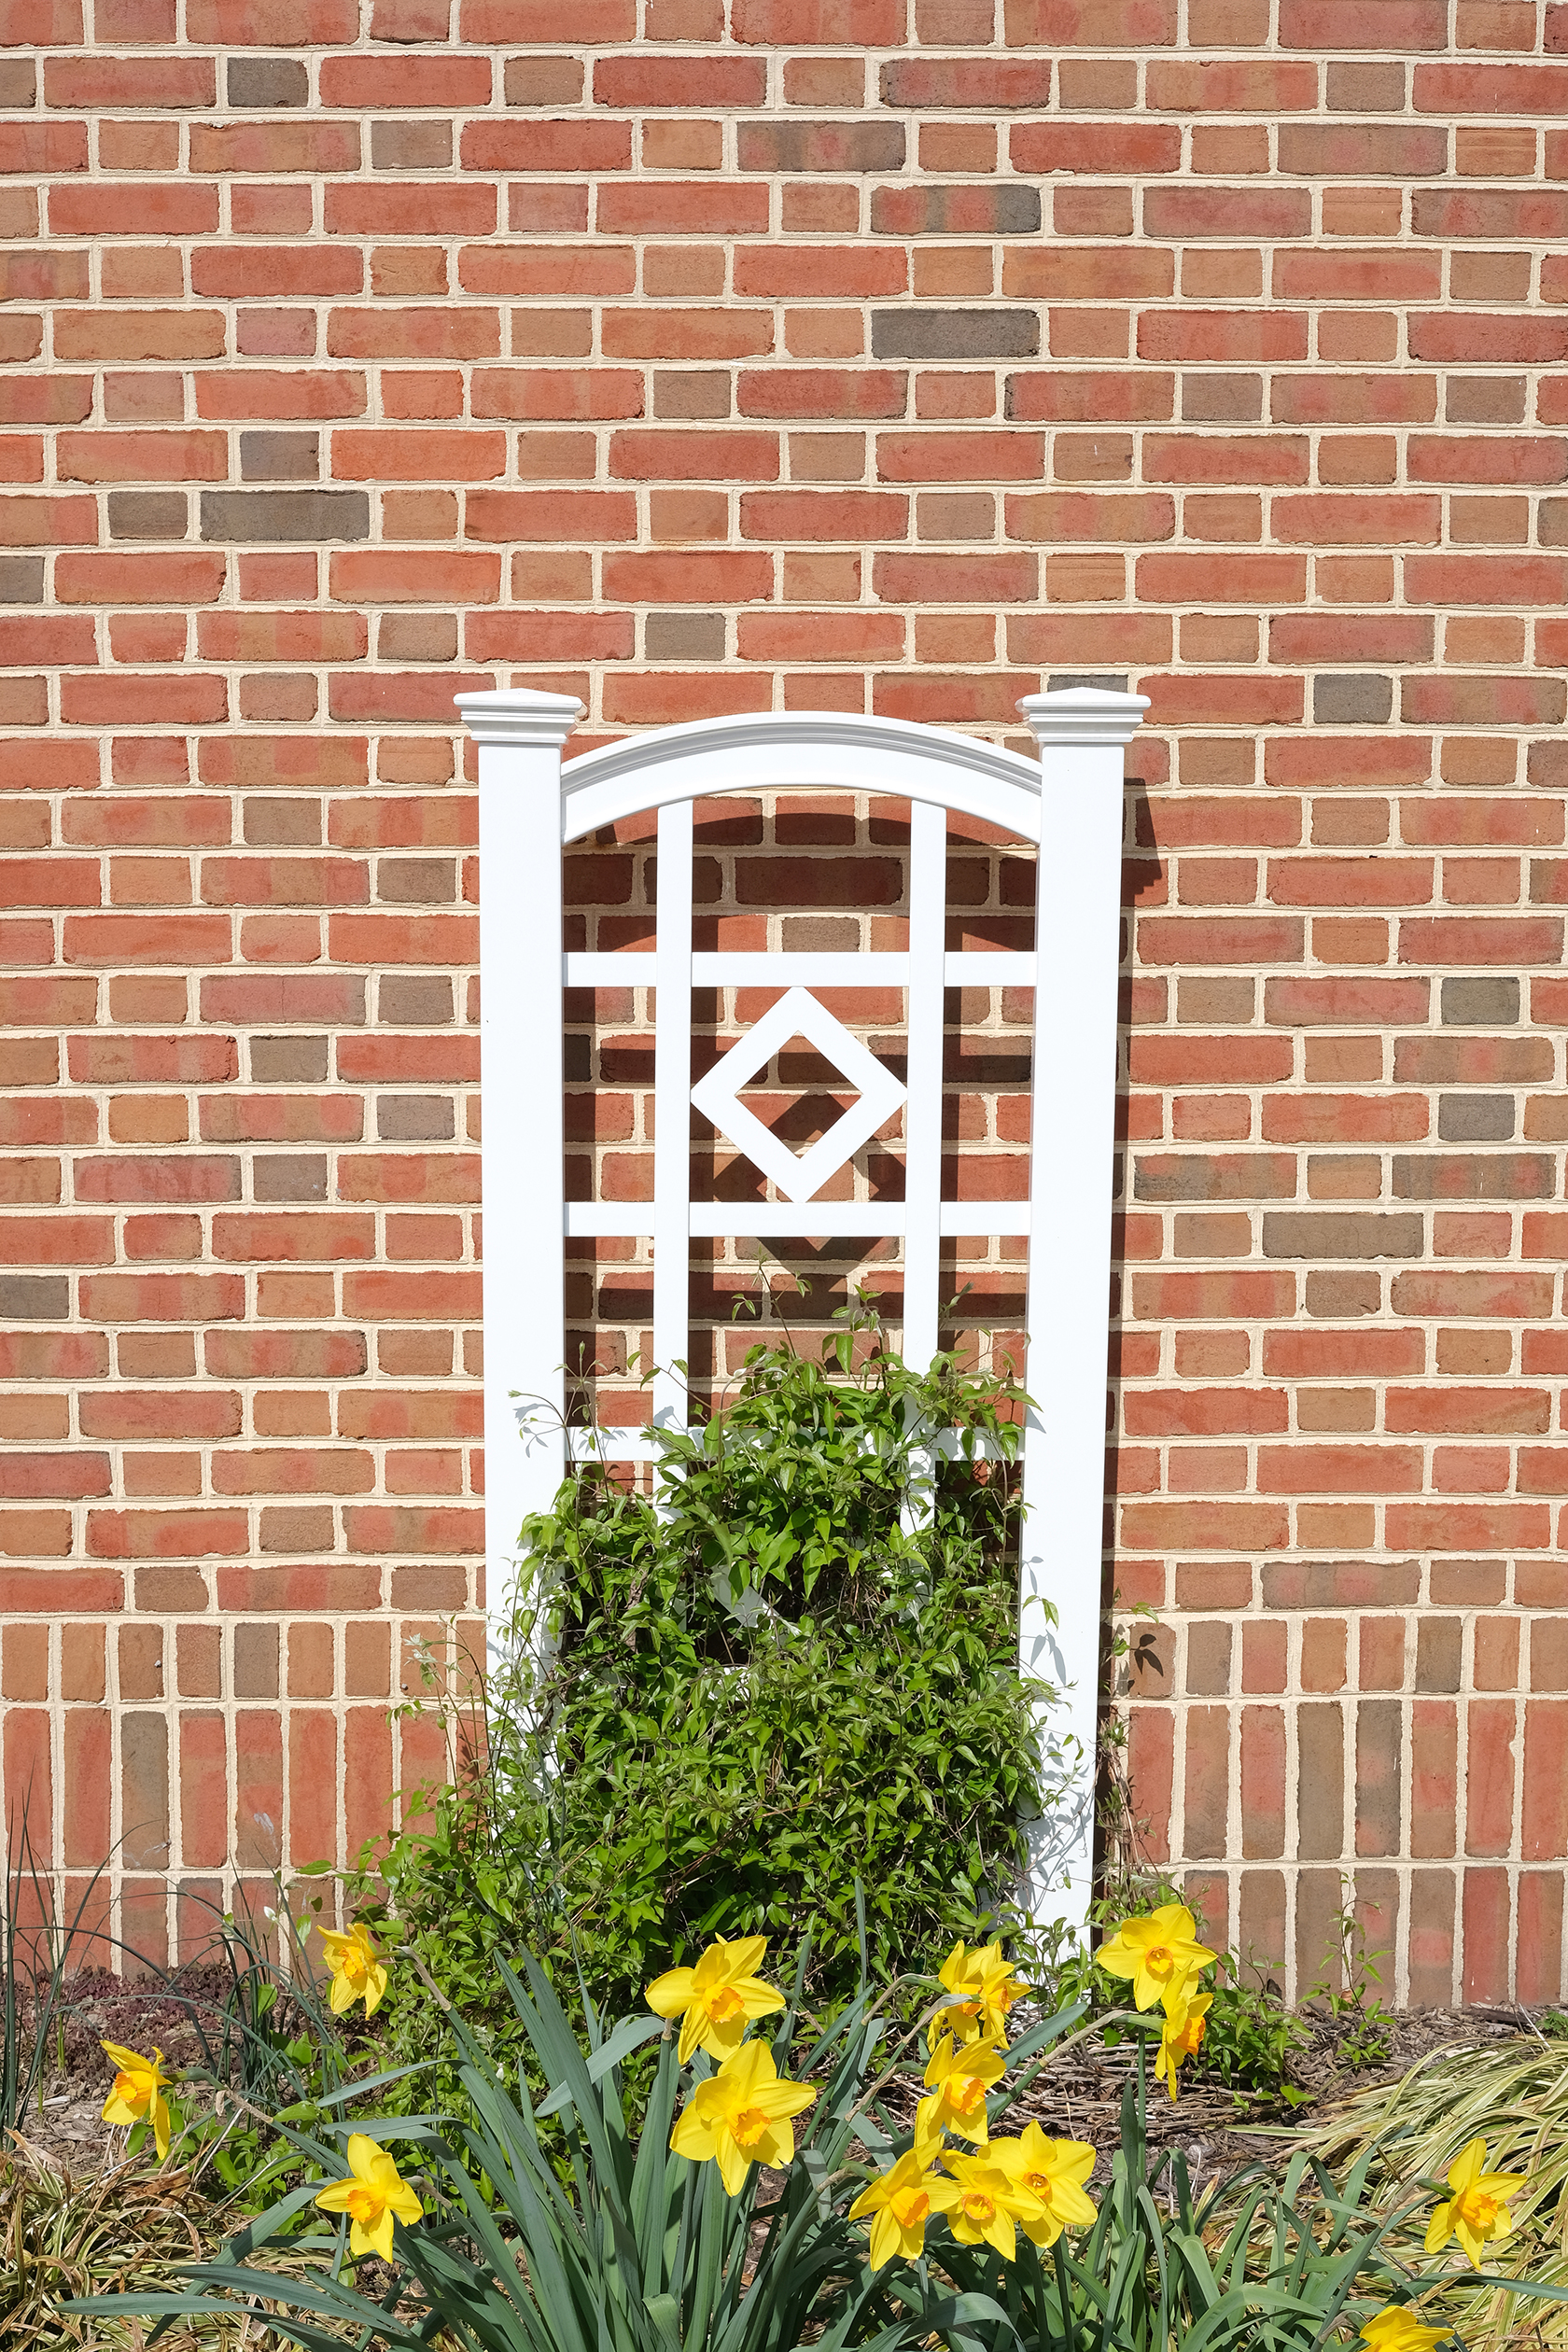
[458,687,1148,1937]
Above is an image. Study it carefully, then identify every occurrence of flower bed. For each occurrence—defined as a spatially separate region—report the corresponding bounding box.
[62,1897,1568,2352]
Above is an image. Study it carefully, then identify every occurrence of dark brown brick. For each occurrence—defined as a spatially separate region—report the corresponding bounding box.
[379,975,452,1023]
[379,613,457,661]
[1437,1094,1516,1143]
[201,490,371,544]
[120,1712,169,1872]
[1185,1620,1232,1696]
[1440,975,1519,1026]
[0,556,44,604]
[240,431,319,483]
[0,1275,69,1319]
[871,309,1040,360]
[1313,674,1393,724]
[1297,1705,1345,1862]
[253,1154,329,1202]
[377,856,455,902]
[647,611,725,660]
[227,57,308,106]
[738,119,905,174]
[371,118,452,169]
[1263,1211,1423,1258]
[503,55,584,105]
[653,371,732,420]
[1183,374,1264,423]
[1447,377,1525,426]
[233,1623,278,1697]
[1416,1617,1463,1694]
[108,491,189,540]
[377,1095,455,1141]
[1355,1699,1403,1857]
[250,1035,329,1083]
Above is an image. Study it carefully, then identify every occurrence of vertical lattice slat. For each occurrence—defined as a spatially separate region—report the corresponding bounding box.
[902,799,947,1374]
[651,800,694,1436]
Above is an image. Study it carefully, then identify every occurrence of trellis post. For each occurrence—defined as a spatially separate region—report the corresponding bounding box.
[461,687,584,1629]
[1016,690,1146,1925]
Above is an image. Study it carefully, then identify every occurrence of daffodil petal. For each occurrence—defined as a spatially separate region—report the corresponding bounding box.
[645,1967,696,2020]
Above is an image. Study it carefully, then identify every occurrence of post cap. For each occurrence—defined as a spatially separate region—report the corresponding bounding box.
[455,687,585,747]
[1016,686,1150,749]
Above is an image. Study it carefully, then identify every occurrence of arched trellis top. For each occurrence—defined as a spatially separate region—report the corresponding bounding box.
[455,693,1145,847]
[457,684,1149,1937]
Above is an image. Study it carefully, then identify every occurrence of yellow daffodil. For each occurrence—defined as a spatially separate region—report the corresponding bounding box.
[848,2143,961,2270]
[917,2031,1006,2147]
[1359,2308,1450,2352]
[669,2034,816,2196]
[1154,1988,1211,2104]
[938,2149,1044,2261]
[1424,2136,1526,2266]
[990,2122,1099,2247]
[100,2041,173,2161]
[929,1940,1029,2051]
[318,1921,389,2018]
[314,2133,424,2261]
[1095,1903,1217,2015]
[646,1935,786,2065]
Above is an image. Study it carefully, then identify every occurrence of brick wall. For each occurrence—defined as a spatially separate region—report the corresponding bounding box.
[4,0,1568,2000]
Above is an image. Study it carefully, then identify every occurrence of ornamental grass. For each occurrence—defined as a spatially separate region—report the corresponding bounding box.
[1308,2028,1568,2352]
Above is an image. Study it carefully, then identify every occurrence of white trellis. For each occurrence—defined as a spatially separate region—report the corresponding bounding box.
[458,685,1147,1937]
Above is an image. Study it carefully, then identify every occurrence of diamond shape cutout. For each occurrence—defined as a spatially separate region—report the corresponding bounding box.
[690,986,905,1204]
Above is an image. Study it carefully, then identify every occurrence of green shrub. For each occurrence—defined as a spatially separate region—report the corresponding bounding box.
[352,1323,1054,2079]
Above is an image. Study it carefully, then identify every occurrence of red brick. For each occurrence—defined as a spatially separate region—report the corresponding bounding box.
[1281,0,1447,43]
[609,431,779,483]
[49,182,217,237]
[327,309,501,360]
[1011,121,1182,175]
[461,119,632,175]
[186,0,357,32]
[460,241,637,294]
[881,58,1052,106]
[1138,310,1309,364]
[601,551,775,602]
[1412,315,1568,366]
[1417,63,1568,115]
[329,550,501,604]
[734,0,901,35]
[1004,0,1176,45]
[318,51,490,105]
[594,55,763,105]
[471,368,643,422]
